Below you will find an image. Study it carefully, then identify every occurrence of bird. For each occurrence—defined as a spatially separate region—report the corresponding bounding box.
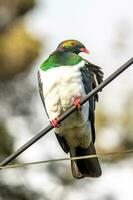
[38,39,104,179]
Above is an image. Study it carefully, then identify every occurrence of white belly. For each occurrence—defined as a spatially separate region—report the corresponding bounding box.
[39,61,91,148]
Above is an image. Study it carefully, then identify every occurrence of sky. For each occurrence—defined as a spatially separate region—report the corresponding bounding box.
[26,0,133,58]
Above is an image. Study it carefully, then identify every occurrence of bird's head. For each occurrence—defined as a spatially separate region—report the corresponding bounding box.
[56,39,89,54]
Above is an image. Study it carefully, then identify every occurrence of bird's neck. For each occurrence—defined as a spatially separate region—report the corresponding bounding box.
[40,51,83,71]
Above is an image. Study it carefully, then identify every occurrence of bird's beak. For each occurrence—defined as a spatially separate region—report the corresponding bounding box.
[80,48,90,54]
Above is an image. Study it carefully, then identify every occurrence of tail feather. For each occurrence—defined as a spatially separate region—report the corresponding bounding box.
[70,142,102,179]
[70,149,83,179]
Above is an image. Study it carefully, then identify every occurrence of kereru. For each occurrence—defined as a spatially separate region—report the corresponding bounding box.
[38,40,103,179]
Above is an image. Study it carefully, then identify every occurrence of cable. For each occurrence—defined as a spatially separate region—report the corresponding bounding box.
[0,57,133,167]
[0,149,133,170]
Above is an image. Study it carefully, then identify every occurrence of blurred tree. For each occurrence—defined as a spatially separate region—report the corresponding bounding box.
[95,93,133,162]
[0,122,14,160]
[47,162,75,186]
[0,2,132,200]
[119,93,133,149]
[0,0,35,31]
[96,106,109,131]
[112,20,132,55]
[0,0,42,199]
[0,24,40,80]
[0,183,40,200]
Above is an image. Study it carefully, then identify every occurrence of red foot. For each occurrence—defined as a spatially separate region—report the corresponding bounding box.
[50,117,60,128]
[72,97,81,110]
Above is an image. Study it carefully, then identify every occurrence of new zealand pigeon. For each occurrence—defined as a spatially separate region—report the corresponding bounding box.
[38,40,103,179]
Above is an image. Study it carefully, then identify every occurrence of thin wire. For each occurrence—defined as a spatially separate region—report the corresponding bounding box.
[0,149,133,170]
[0,57,133,167]
[0,57,133,166]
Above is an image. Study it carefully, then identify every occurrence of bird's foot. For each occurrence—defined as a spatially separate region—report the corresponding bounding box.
[71,97,81,110]
[50,116,60,128]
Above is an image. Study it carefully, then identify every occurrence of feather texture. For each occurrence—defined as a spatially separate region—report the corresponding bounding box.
[38,47,103,178]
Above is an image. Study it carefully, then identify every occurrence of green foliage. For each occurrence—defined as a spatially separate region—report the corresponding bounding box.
[120,93,133,149]
[0,122,14,160]
[0,24,40,80]
[95,93,133,162]
[96,106,109,131]
[0,1,43,199]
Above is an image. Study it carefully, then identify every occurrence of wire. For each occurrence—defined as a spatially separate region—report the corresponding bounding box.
[0,57,133,167]
[0,149,133,170]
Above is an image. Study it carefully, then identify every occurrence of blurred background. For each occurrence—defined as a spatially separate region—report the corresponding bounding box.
[0,0,133,199]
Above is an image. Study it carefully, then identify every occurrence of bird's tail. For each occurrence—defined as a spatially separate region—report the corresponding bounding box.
[70,142,102,179]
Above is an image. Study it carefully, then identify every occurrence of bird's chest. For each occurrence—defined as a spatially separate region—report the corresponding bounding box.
[44,67,82,94]
[40,65,85,115]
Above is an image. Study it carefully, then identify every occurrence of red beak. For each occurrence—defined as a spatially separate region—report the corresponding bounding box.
[80,48,90,54]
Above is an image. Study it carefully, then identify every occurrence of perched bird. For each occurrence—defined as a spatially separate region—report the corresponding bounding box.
[38,40,103,179]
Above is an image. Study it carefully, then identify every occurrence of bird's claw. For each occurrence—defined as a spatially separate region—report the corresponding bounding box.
[72,97,81,110]
[50,117,60,128]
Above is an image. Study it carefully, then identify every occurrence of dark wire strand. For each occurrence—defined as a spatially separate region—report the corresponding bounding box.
[0,57,133,167]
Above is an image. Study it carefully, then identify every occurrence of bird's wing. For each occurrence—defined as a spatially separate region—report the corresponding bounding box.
[80,61,103,142]
[55,134,70,153]
[56,62,103,152]
[37,70,48,115]
[37,70,70,153]
[55,60,103,153]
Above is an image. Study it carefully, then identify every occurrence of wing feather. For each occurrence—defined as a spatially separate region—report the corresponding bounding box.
[80,61,103,142]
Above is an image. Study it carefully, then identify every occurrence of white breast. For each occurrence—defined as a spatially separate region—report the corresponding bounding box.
[39,61,90,141]
[39,61,92,147]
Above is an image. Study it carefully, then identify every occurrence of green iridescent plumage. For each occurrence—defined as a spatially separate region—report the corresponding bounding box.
[40,51,83,71]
